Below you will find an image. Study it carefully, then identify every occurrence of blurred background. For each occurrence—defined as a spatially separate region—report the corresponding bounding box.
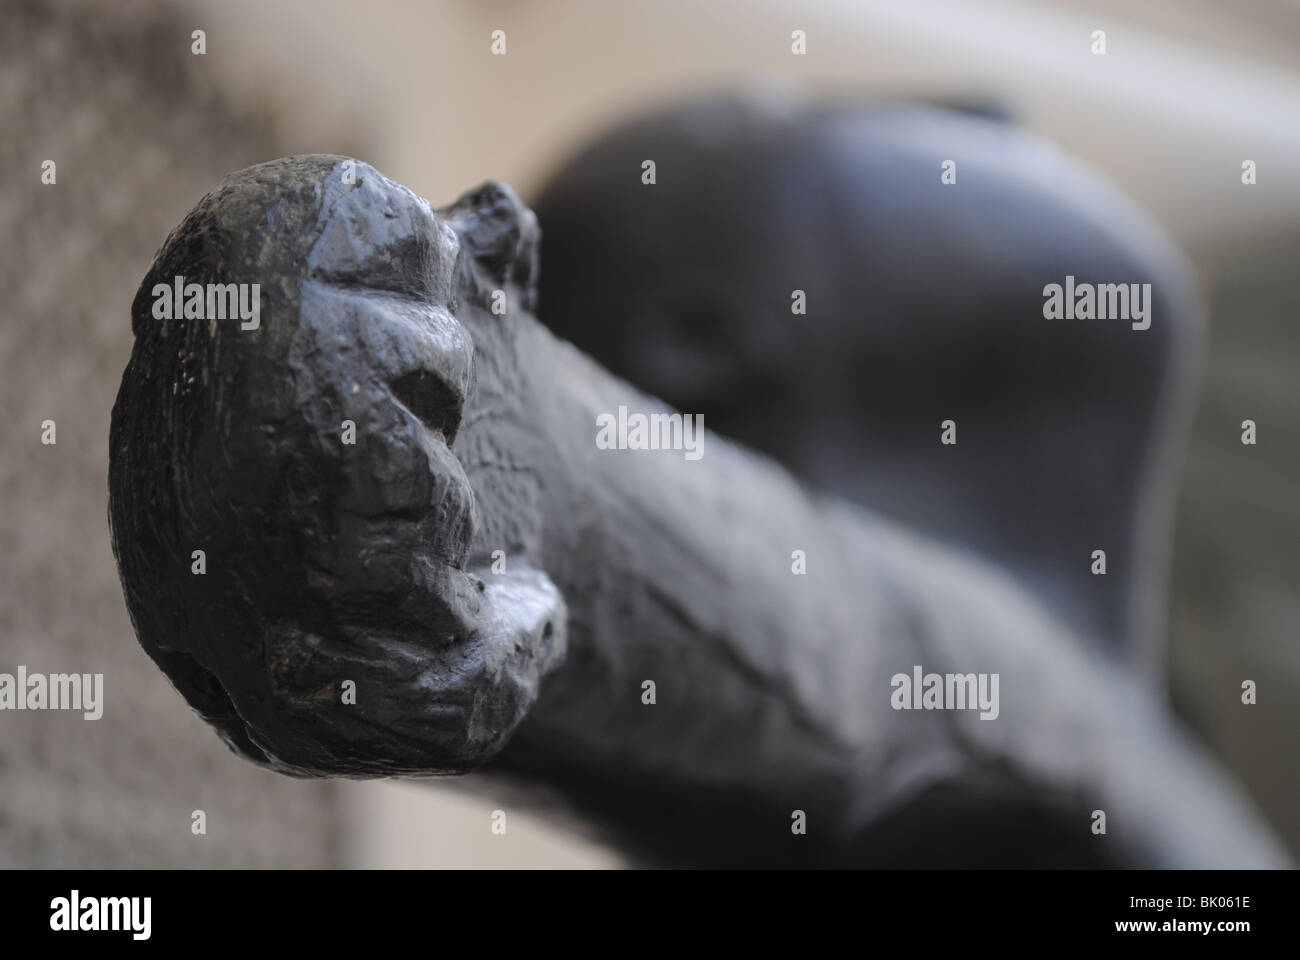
[1,0,1296,867]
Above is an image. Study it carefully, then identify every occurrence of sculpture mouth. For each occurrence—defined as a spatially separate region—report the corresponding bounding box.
[250,558,567,776]
[390,368,463,445]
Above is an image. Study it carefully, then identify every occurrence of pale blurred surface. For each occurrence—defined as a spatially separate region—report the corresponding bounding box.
[188,0,1300,260]
[0,0,339,867]
[2,0,1296,867]
[338,780,621,869]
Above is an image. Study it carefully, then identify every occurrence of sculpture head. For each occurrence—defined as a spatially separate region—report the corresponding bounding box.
[109,156,563,776]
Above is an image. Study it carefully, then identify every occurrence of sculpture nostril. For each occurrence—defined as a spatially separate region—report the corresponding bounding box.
[390,369,462,444]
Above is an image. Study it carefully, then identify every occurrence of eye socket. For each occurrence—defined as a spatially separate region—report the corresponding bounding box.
[389,370,462,444]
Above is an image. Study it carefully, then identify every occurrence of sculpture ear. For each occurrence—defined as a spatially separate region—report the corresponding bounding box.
[439,181,541,311]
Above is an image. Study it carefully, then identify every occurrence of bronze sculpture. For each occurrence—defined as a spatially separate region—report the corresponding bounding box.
[108,107,1286,867]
